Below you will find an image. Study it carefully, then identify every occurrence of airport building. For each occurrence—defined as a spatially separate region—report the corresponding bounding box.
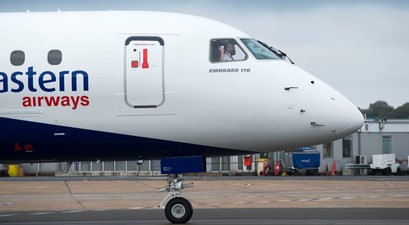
[204,118,409,174]
[19,118,409,176]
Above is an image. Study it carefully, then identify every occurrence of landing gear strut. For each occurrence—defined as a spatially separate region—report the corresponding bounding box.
[158,174,193,223]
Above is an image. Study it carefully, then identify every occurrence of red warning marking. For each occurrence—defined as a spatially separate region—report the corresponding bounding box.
[24,144,33,152]
[14,143,22,152]
[131,60,138,68]
[142,48,149,69]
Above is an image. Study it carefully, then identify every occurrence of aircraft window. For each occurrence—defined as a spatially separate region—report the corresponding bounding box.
[48,50,62,65]
[210,39,247,63]
[240,39,280,60]
[10,50,25,66]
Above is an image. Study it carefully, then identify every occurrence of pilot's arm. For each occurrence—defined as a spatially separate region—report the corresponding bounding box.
[218,46,225,61]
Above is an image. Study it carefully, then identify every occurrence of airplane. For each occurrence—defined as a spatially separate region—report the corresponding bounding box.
[0,11,364,223]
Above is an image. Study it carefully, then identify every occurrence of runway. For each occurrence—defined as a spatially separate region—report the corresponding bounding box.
[1,208,409,225]
[1,176,409,224]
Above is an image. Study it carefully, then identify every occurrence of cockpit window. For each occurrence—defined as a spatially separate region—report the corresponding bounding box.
[210,39,247,63]
[240,39,281,60]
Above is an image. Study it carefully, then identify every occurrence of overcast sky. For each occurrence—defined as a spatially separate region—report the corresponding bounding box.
[1,0,408,109]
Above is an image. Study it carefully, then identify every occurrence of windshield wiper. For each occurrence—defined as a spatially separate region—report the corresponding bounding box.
[257,40,295,64]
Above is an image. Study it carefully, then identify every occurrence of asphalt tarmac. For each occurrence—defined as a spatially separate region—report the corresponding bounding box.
[1,208,409,225]
[1,176,408,225]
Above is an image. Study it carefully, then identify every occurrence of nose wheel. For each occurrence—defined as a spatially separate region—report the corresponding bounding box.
[158,174,194,224]
[165,197,193,223]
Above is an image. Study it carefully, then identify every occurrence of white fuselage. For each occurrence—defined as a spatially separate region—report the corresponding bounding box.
[0,11,363,162]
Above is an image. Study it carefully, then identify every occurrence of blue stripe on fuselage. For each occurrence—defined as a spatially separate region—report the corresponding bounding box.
[0,117,248,162]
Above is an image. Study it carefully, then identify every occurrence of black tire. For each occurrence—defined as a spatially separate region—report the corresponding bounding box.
[165,197,193,224]
[382,167,392,176]
[287,170,293,176]
[396,167,402,176]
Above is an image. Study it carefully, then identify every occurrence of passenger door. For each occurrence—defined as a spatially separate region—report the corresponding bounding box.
[124,36,164,108]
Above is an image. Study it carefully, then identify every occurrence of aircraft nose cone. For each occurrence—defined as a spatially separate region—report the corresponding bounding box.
[334,97,364,139]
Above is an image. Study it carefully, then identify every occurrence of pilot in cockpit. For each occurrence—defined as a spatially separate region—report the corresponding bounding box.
[218,42,236,61]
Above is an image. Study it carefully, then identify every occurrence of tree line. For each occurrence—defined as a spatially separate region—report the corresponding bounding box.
[359,101,409,119]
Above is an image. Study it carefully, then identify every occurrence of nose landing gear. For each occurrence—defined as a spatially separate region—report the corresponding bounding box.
[158,174,193,223]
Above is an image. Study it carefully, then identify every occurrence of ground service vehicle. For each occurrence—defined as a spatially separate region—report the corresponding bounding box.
[369,154,401,175]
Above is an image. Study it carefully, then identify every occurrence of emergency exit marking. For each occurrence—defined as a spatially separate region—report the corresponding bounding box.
[142,49,149,69]
[125,36,164,107]
[131,60,138,68]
